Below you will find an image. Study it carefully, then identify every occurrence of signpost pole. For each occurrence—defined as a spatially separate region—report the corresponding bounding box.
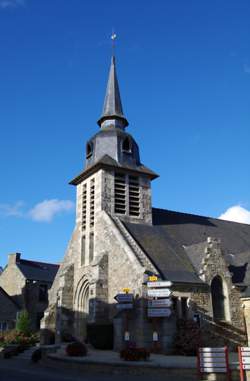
[152,317,160,353]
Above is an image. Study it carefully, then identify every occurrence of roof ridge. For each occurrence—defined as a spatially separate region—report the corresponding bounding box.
[20,259,59,267]
[152,207,250,227]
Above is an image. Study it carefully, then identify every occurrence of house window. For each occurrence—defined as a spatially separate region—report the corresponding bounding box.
[39,284,48,302]
[0,322,7,332]
[82,183,87,230]
[211,275,229,321]
[122,137,132,153]
[90,178,95,228]
[114,173,126,215]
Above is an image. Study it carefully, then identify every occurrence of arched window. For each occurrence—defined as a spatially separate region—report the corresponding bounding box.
[86,142,93,159]
[211,275,230,321]
[122,137,132,153]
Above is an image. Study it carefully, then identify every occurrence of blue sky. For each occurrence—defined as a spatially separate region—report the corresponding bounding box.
[0,0,249,268]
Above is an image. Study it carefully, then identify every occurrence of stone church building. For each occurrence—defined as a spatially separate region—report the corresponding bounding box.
[41,55,250,352]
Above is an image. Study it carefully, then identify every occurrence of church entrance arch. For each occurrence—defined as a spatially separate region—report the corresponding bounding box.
[74,276,90,340]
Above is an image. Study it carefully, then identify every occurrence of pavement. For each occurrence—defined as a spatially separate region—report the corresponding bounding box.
[0,357,197,381]
[49,346,240,369]
[49,347,197,368]
[0,346,241,381]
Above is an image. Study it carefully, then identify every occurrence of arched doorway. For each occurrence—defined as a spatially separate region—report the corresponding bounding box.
[211,275,230,321]
[74,276,90,340]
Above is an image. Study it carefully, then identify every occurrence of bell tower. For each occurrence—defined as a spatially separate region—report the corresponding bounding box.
[70,54,158,263]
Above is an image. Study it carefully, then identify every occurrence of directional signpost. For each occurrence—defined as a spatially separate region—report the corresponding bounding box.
[146,276,173,351]
[114,294,133,304]
[114,289,134,346]
[116,303,133,310]
[148,299,172,308]
[148,308,172,318]
[147,288,172,298]
[147,281,172,288]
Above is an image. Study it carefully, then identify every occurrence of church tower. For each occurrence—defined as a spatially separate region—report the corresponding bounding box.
[42,54,159,347]
[69,55,158,268]
[70,55,158,230]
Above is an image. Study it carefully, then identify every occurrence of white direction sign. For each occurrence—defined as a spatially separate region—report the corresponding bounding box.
[116,303,133,310]
[148,308,172,318]
[114,294,133,303]
[147,288,172,298]
[148,299,172,308]
[147,281,172,288]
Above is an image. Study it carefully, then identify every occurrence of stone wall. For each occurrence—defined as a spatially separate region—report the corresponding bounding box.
[191,237,247,348]
[0,255,25,307]
[242,298,250,346]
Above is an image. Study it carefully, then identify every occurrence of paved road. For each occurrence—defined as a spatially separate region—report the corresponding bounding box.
[0,358,197,381]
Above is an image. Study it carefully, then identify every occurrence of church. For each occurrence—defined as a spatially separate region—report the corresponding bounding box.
[41,54,250,352]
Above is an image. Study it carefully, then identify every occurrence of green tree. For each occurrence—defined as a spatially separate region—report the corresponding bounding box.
[16,310,31,336]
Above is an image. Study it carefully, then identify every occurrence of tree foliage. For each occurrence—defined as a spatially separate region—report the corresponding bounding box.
[16,310,31,336]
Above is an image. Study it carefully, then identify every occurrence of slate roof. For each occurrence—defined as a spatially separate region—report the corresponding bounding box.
[97,55,128,128]
[70,154,158,185]
[123,208,250,286]
[17,259,59,283]
[0,287,20,309]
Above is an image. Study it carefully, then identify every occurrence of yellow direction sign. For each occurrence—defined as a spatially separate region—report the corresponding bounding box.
[122,288,130,294]
[149,275,158,282]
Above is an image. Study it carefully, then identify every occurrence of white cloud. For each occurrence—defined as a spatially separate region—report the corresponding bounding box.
[219,205,250,224]
[0,0,25,9]
[0,201,24,217]
[0,199,74,222]
[28,199,74,222]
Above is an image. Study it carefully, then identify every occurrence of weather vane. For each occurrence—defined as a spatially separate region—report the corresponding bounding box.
[111,30,117,55]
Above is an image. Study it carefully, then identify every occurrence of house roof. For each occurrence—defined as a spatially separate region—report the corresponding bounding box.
[123,208,250,286]
[0,287,20,309]
[17,259,59,283]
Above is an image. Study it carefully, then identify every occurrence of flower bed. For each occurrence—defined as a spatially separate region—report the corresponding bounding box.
[66,342,87,357]
[120,347,150,361]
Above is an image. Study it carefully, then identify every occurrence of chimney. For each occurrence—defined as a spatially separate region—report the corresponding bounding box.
[8,253,21,265]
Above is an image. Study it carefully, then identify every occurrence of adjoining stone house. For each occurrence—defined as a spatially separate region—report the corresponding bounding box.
[0,253,59,332]
[41,55,250,352]
[0,287,20,332]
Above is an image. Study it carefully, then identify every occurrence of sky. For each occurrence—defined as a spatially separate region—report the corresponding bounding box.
[0,0,249,268]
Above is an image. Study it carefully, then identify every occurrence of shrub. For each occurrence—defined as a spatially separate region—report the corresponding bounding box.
[2,330,38,347]
[172,319,201,356]
[66,342,87,357]
[120,347,150,361]
[16,310,31,336]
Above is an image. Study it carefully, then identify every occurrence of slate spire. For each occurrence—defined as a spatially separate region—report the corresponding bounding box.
[97,55,128,129]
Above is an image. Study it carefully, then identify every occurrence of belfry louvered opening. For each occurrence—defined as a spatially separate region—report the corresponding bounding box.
[114,173,126,214]
[90,178,95,228]
[82,183,87,230]
[129,176,140,216]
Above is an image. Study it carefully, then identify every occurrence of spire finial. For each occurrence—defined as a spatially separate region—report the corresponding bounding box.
[111,29,117,57]
[97,34,128,129]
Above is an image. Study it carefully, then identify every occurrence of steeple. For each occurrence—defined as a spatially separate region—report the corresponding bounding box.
[97,56,128,129]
